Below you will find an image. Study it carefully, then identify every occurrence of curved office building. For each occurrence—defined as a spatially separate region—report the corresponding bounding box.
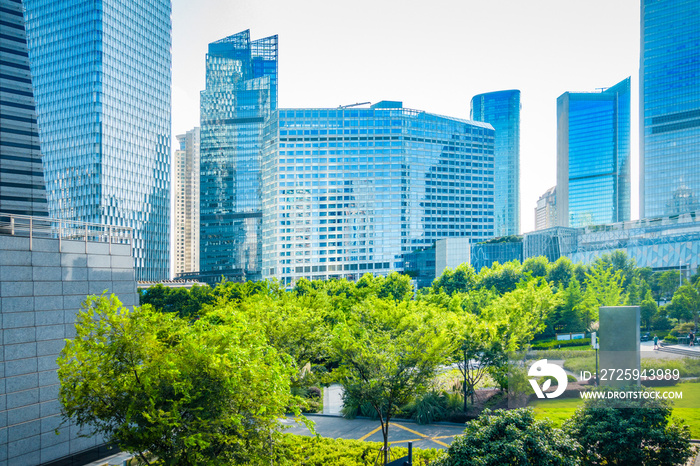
[260,102,495,286]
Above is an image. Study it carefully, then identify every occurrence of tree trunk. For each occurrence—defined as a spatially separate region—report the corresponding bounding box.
[382,419,389,465]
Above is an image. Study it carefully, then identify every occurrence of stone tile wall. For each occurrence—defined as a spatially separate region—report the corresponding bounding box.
[0,236,138,465]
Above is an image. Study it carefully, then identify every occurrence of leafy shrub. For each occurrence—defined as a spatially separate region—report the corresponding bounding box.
[407,390,447,425]
[273,434,443,465]
[671,322,697,337]
[532,338,591,350]
[564,386,693,466]
[433,408,581,466]
[664,334,678,344]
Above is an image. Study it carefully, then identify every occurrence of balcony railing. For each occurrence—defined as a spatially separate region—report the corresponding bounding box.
[0,213,132,253]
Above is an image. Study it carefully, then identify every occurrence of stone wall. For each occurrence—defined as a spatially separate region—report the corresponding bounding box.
[0,235,138,465]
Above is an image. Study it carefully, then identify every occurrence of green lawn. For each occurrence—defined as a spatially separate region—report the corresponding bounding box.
[531,382,700,439]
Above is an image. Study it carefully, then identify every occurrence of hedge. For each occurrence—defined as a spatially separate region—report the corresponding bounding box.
[532,338,591,350]
[273,434,444,465]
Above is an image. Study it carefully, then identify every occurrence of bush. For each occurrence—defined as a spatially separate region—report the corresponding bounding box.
[273,434,442,465]
[564,387,693,466]
[664,334,678,344]
[406,390,448,425]
[433,408,581,466]
[671,322,697,337]
[532,338,591,350]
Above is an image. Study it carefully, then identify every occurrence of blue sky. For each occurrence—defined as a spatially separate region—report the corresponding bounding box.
[171,0,640,233]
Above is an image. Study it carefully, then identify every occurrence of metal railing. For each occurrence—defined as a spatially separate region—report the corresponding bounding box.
[0,213,132,253]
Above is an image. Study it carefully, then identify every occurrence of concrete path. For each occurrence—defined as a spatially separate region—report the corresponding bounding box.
[642,340,700,359]
[282,415,465,450]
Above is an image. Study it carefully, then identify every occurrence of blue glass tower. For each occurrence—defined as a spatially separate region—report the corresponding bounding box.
[556,78,631,228]
[23,0,171,280]
[0,0,47,217]
[261,102,495,286]
[640,0,700,218]
[471,90,520,236]
[199,30,277,283]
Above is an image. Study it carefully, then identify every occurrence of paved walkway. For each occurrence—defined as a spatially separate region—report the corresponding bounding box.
[642,340,700,359]
[283,415,465,450]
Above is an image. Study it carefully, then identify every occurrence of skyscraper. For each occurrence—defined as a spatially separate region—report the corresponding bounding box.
[199,30,278,283]
[471,90,520,236]
[0,0,46,217]
[174,128,200,276]
[556,77,631,228]
[24,0,171,280]
[535,186,557,231]
[261,102,495,286]
[640,0,700,218]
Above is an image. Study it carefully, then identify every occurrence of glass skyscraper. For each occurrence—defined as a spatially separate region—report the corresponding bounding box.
[23,0,171,280]
[556,77,631,228]
[640,0,700,218]
[471,90,520,236]
[0,0,46,217]
[261,102,495,286]
[200,30,278,283]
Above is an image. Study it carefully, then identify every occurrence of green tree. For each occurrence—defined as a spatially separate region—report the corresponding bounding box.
[596,250,636,288]
[523,256,549,279]
[640,289,659,329]
[476,260,524,294]
[658,270,682,301]
[668,282,700,327]
[332,298,453,465]
[434,408,581,466]
[432,263,477,295]
[483,278,561,349]
[548,257,575,289]
[59,295,297,466]
[583,263,625,324]
[564,387,693,466]
[455,314,505,407]
[552,278,589,333]
[376,271,413,302]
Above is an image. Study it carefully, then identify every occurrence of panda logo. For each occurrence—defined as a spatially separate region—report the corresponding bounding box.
[528,359,568,399]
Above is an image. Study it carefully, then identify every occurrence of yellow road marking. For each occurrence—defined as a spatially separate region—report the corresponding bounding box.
[427,438,450,447]
[358,425,383,441]
[358,423,452,447]
[432,434,464,440]
[385,438,424,444]
[391,423,429,438]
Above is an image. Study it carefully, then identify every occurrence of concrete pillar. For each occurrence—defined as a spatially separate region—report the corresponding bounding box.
[599,306,641,388]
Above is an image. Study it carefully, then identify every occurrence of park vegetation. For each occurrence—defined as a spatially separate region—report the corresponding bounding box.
[56,250,699,465]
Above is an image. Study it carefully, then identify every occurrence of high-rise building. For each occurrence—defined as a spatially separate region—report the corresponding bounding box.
[556,77,631,228]
[535,186,557,231]
[24,0,171,280]
[640,0,700,218]
[471,90,520,236]
[260,102,495,286]
[0,0,46,217]
[174,128,200,275]
[199,30,277,283]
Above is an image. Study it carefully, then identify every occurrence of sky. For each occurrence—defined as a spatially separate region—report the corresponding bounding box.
[171,0,640,234]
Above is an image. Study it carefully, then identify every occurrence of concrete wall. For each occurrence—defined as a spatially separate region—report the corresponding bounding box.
[0,235,138,465]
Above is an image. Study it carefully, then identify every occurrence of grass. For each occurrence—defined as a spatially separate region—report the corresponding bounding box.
[530,382,700,439]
